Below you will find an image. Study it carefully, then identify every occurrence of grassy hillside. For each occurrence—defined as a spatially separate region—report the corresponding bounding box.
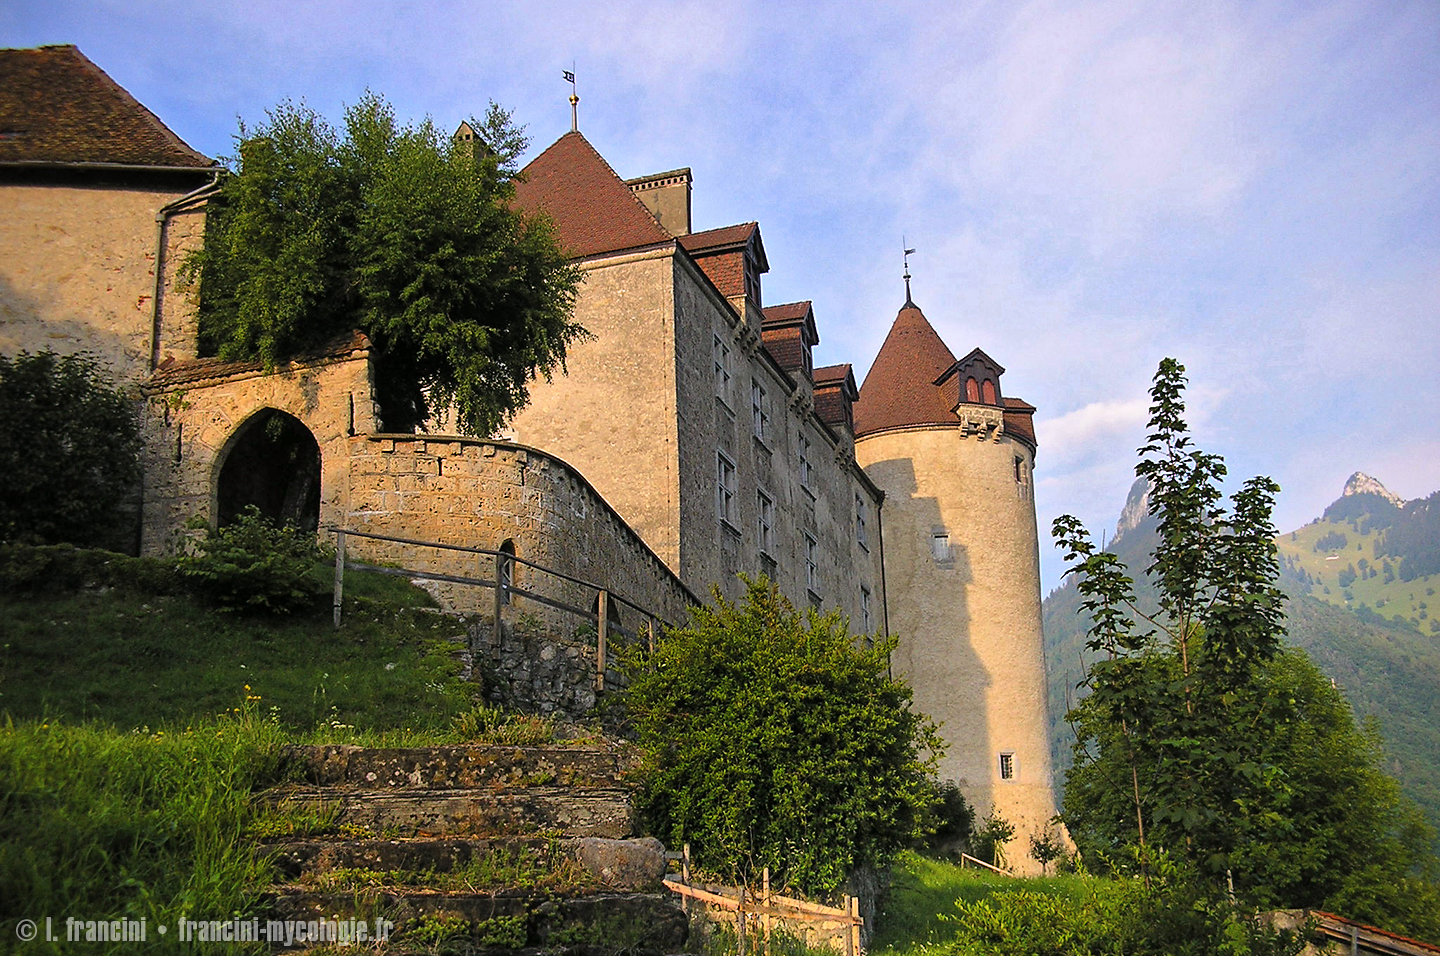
[0,544,483,735]
[1278,509,1439,634]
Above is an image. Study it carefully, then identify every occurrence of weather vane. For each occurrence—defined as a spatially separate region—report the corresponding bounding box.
[903,238,917,305]
[563,65,579,132]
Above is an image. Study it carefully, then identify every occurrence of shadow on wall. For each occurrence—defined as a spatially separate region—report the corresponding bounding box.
[0,274,154,383]
[866,454,995,821]
[216,408,321,531]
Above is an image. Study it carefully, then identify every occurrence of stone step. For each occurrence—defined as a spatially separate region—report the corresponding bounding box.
[263,835,668,892]
[265,886,688,954]
[263,785,637,839]
[280,743,636,791]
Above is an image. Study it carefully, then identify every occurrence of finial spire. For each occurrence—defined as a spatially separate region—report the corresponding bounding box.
[902,241,917,307]
[563,67,579,132]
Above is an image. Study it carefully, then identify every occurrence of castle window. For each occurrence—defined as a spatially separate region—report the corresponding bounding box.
[965,377,979,403]
[805,533,819,594]
[713,334,732,406]
[982,379,997,405]
[751,379,769,443]
[757,489,775,555]
[798,433,813,491]
[931,532,951,562]
[716,452,737,527]
[999,752,1016,781]
[1015,456,1026,482]
[855,493,868,549]
[861,586,872,633]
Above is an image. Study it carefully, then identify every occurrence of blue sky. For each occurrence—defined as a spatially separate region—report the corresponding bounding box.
[6,0,1437,589]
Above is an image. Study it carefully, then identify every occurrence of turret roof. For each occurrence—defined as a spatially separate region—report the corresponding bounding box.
[513,131,671,258]
[853,299,959,437]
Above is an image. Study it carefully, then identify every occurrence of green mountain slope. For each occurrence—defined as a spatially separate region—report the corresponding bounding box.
[1043,475,1440,850]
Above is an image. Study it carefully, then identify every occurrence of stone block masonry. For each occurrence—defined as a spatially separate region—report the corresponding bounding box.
[343,436,697,718]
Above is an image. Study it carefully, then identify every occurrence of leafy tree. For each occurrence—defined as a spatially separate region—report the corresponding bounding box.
[623,577,941,896]
[0,350,141,551]
[1053,358,1440,938]
[190,94,584,435]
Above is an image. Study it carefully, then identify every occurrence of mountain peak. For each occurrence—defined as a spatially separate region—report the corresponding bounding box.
[1343,472,1404,507]
[1114,477,1152,544]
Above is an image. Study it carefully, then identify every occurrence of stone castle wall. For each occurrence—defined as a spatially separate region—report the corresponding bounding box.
[341,434,695,630]
[0,180,207,382]
[140,349,376,553]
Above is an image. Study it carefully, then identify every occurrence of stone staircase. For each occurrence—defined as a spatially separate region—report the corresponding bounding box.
[257,743,690,954]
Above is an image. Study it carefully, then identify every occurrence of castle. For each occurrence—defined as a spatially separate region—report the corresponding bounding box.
[0,45,1057,870]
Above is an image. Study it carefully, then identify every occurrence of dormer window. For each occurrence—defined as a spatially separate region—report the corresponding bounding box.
[940,348,1006,408]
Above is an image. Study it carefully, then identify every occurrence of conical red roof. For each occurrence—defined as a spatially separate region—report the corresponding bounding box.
[513,131,671,258]
[854,299,960,437]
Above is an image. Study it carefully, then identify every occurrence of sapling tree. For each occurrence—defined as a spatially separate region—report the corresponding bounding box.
[1053,359,1440,935]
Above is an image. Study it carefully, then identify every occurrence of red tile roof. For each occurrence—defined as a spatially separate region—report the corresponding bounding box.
[1002,397,1038,447]
[763,300,812,325]
[0,45,213,168]
[679,222,769,272]
[853,301,958,437]
[513,131,671,259]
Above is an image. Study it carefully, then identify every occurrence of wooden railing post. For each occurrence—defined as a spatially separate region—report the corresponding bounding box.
[332,530,346,629]
[595,589,609,691]
[763,867,772,955]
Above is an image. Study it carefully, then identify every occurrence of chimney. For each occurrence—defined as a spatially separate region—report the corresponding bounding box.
[626,168,692,236]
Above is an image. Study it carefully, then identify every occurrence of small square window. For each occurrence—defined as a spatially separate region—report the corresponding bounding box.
[999,752,1015,781]
[931,532,951,562]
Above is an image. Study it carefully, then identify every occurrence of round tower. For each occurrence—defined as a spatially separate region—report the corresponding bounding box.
[854,291,1057,873]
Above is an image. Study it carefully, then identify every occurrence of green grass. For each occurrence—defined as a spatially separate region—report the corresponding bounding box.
[0,548,483,735]
[872,852,1096,955]
[0,710,288,954]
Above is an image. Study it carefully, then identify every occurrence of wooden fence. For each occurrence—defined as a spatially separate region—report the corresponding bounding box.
[328,527,679,690]
[664,846,865,955]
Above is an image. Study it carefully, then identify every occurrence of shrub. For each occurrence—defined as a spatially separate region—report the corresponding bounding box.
[0,350,142,551]
[971,811,1016,870]
[177,506,330,613]
[919,780,976,857]
[623,577,941,896]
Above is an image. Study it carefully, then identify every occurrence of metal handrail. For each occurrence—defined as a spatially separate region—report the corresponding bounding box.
[327,526,686,691]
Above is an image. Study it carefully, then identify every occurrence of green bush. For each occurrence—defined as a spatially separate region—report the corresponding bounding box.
[177,506,330,613]
[918,780,976,857]
[0,350,142,551]
[623,577,941,896]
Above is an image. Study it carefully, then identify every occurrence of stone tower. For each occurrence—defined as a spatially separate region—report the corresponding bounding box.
[852,289,1058,872]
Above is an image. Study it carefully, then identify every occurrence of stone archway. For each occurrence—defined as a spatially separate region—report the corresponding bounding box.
[215,408,321,531]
